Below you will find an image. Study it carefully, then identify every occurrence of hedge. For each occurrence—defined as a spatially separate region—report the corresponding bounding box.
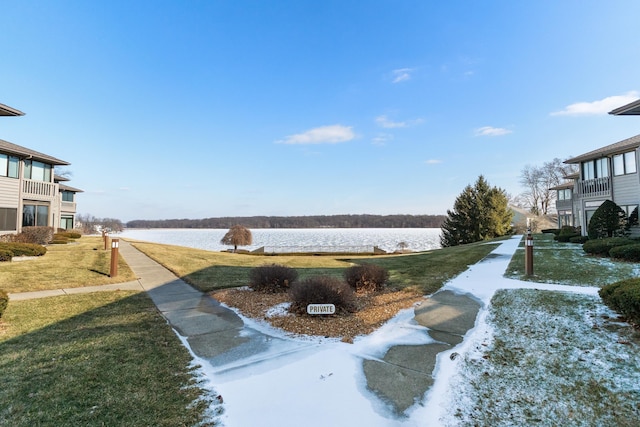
[0,289,8,318]
[15,226,54,245]
[609,244,640,262]
[0,242,47,257]
[582,237,636,257]
[569,235,589,244]
[556,225,580,242]
[0,249,12,262]
[599,278,640,326]
[541,228,560,235]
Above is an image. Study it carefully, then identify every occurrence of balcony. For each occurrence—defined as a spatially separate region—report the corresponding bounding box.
[22,179,57,201]
[576,177,611,198]
[61,201,77,213]
[555,198,573,210]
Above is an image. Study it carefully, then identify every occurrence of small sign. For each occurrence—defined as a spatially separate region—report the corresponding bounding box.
[307,304,336,315]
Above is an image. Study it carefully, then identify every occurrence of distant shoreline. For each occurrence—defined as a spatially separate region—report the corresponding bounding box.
[126,214,446,230]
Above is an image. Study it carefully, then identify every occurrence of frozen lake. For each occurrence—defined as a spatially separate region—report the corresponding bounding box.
[118,228,442,253]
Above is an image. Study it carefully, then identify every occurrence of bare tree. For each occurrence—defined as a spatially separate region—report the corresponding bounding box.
[101,218,124,233]
[220,225,253,252]
[519,158,578,215]
[76,213,99,234]
[75,214,124,234]
[519,164,544,215]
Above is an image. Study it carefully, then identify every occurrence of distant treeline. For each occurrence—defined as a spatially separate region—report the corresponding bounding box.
[126,214,446,229]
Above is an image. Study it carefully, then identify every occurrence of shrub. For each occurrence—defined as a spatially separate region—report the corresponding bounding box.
[588,200,628,239]
[609,244,640,262]
[51,234,70,244]
[0,242,46,257]
[0,249,12,262]
[0,289,7,318]
[599,278,640,326]
[15,226,54,245]
[556,226,580,242]
[541,228,560,235]
[289,276,356,315]
[569,235,589,244]
[249,264,298,293]
[583,237,635,257]
[344,264,389,293]
[57,231,81,239]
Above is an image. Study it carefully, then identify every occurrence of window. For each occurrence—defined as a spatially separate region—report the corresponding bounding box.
[582,158,609,180]
[0,154,19,178]
[23,160,52,182]
[557,188,572,201]
[613,151,637,176]
[558,210,573,227]
[0,207,17,230]
[60,215,74,230]
[22,204,49,227]
[619,204,639,226]
[61,191,74,202]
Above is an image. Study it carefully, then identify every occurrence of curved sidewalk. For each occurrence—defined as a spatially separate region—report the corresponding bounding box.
[9,240,314,371]
[7,238,521,417]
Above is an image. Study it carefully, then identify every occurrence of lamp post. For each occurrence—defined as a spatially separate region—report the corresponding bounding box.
[110,238,119,277]
[525,218,534,276]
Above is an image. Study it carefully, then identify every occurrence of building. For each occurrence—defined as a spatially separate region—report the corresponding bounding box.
[0,103,82,235]
[553,98,640,234]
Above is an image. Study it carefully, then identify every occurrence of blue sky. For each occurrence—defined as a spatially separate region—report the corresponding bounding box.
[2,1,640,222]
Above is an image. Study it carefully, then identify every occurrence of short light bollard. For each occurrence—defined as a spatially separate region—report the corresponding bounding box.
[110,238,119,277]
[525,232,534,276]
[103,230,108,250]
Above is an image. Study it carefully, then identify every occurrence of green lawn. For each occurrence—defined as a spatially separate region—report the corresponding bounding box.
[0,233,563,426]
[0,291,217,427]
[0,235,499,426]
[0,236,136,293]
[130,239,500,295]
[505,233,640,287]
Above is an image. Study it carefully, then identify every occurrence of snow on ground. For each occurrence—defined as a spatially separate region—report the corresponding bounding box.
[177,236,639,426]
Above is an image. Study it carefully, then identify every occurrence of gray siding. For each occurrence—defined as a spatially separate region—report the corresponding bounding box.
[612,173,640,205]
[0,177,19,207]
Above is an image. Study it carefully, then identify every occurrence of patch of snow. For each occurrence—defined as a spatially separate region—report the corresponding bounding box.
[174,235,640,426]
[265,302,291,318]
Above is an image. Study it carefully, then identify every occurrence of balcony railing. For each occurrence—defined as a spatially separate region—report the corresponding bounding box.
[22,179,57,201]
[555,199,573,210]
[576,177,611,198]
[61,201,77,212]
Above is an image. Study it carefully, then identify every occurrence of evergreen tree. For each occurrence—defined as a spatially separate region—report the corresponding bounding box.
[440,175,513,247]
[587,200,628,239]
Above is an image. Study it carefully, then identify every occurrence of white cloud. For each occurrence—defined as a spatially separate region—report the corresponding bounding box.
[376,115,406,128]
[375,115,424,129]
[391,68,414,83]
[551,91,639,116]
[474,126,513,137]
[425,159,442,165]
[277,125,356,145]
[372,133,393,146]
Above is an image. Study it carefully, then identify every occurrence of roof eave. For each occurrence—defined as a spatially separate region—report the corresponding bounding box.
[0,138,70,166]
[0,103,25,116]
[609,99,640,116]
[564,134,640,164]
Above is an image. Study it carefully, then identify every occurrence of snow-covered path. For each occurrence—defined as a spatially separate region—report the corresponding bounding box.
[184,236,609,426]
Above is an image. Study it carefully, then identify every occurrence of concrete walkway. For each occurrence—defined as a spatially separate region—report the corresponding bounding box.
[8,238,500,416]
